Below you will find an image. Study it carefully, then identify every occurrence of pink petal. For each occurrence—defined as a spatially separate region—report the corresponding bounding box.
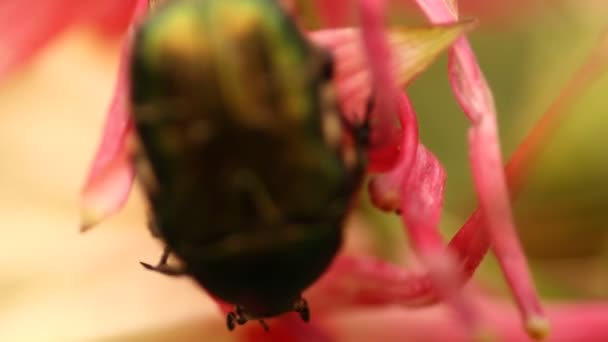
[0,0,81,79]
[358,1,480,333]
[309,253,608,341]
[447,210,489,279]
[367,93,419,212]
[407,0,546,26]
[79,140,134,232]
[358,0,403,172]
[309,22,471,172]
[0,0,145,80]
[80,34,136,231]
[327,297,608,342]
[308,255,436,310]
[541,303,608,342]
[448,26,608,298]
[368,91,481,334]
[79,0,147,35]
[399,145,446,250]
[315,0,352,27]
[79,1,149,231]
[307,21,608,340]
[467,112,548,336]
[413,0,548,336]
[416,0,459,24]
[303,223,470,314]
[310,258,608,340]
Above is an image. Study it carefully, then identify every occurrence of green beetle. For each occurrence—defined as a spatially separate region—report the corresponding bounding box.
[130,0,367,330]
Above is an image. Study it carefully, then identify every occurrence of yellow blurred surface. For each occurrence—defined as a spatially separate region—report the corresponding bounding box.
[0,32,221,341]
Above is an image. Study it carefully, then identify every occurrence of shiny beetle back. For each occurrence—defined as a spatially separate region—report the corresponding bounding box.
[130,0,365,327]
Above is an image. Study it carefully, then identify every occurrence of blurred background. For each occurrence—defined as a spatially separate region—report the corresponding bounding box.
[0,0,607,341]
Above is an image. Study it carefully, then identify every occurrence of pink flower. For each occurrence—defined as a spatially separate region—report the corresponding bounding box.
[4,0,608,340]
[80,0,508,336]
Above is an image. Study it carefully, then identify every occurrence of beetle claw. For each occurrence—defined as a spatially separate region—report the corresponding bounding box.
[226,307,248,331]
[139,246,186,276]
[139,261,186,276]
[226,312,237,331]
[294,297,310,322]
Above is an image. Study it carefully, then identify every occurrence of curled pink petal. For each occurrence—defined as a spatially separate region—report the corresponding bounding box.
[356,0,481,334]
[414,0,547,336]
[368,93,418,213]
[358,0,402,172]
[400,93,481,334]
[308,255,436,310]
[310,22,470,172]
[400,145,446,250]
[395,145,474,326]
[80,34,136,231]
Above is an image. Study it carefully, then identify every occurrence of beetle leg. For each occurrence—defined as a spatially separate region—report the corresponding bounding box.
[258,320,269,332]
[226,306,248,331]
[139,246,187,276]
[226,312,238,331]
[294,297,310,322]
[340,97,372,148]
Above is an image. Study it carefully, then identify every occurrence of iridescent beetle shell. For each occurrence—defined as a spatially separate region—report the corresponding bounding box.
[130,0,366,329]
